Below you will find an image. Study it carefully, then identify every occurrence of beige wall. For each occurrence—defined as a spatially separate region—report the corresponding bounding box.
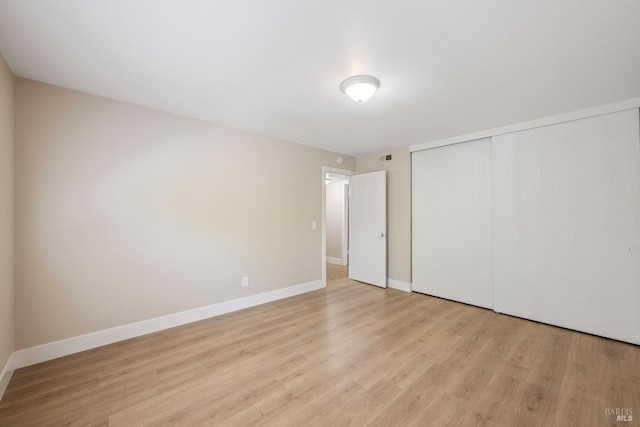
[0,54,14,370]
[325,180,345,260]
[14,78,355,349]
[356,148,411,284]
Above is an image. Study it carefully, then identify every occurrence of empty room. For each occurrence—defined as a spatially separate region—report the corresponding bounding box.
[0,1,639,426]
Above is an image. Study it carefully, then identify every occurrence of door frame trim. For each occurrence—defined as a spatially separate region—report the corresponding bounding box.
[321,166,355,285]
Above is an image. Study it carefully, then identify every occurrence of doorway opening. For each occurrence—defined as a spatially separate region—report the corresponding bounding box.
[325,173,349,266]
[321,166,353,286]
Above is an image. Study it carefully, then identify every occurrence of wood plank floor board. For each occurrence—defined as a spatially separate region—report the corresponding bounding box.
[498,326,571,427]
[108,350,290,426]
[267,378,366,427]
[0,375,100,425]
[296,378,403,427]
[219,390,300,427]
[509,381,557,427]
[567,330,601,367]
[551,362,599,427]
[598,352,638,426]
[349,304,473,390]
[411,337,505,426]
[381,305,526,425]
[455,360,530,426]
[503,320,549,370]
[1,264,639,426]
[383,327,467,391]
[142,376,286,427]
[368,315,504,425]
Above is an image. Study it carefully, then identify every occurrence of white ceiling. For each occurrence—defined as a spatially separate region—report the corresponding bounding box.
[0,1,639,157]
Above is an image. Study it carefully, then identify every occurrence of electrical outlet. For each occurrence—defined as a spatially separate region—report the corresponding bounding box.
[242,276,249,287]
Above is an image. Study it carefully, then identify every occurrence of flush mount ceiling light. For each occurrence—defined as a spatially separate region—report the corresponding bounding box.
[340,75,380,103]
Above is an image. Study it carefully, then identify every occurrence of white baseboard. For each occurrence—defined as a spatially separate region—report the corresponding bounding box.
[9,280,324,372]
[0,353,14,402]
[326,257,343,265]
[387,279,411,292]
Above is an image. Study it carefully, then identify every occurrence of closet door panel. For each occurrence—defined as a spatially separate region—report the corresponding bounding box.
[492,109,640,344]
[412,138,493,309]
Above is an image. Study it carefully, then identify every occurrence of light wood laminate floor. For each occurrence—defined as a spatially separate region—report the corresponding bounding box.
[1,265,639,426]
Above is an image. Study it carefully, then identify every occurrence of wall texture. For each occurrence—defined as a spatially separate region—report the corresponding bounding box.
[14,78,355,349]
[357,148,411,284]
[0,54,14,371]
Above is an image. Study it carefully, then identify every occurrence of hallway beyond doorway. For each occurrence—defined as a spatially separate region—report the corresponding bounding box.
[326,262,347,283]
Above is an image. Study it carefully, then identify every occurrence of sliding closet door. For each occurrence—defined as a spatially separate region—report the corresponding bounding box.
[412,138,493,308]
[493,109,640,344]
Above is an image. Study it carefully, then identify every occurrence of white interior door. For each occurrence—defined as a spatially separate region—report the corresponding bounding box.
[412,138,493,308]
[349,171,387,287]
